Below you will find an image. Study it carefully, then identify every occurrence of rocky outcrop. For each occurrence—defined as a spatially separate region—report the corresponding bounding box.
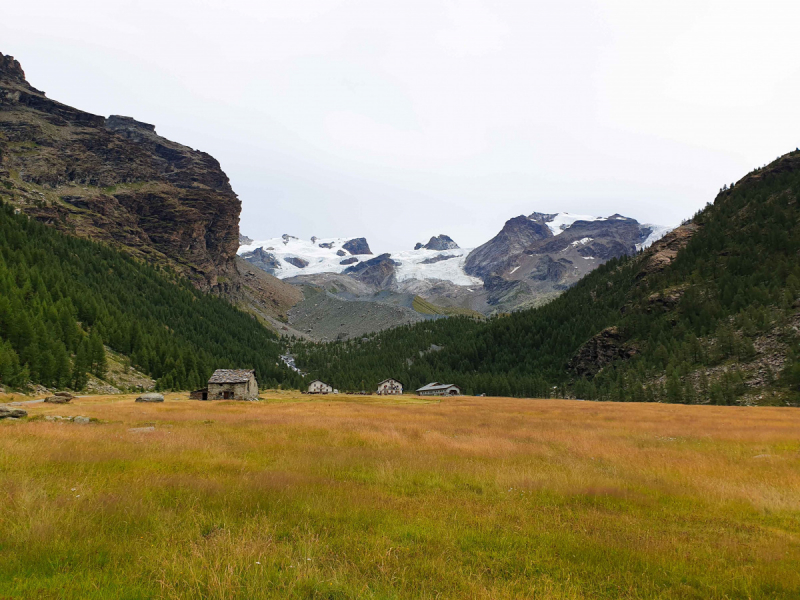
[636,223,698,280]
[464,216,553,279]
[343,253,398,288]
[568,326,638,378]
[647,286,687,313]
[135,393,164,402]
[0,52,241,293]
[240,247,281,275]
[415,234,459,251]
[340,257,358,265]
[420,254,457,265]
[239,234,253,245]
[284,256,309,269]
[342,237,372,255]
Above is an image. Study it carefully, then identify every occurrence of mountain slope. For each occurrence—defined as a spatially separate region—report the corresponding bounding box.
[294,150,800,405]
[0,51,302,323]
[0,202,302,392]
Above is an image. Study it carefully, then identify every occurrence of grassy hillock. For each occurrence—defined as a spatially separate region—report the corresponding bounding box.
[295,150,800,404]
[0,203,303,392]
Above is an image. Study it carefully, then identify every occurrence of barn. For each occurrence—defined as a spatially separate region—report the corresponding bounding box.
[207,369,259,401]
[376,378,403,395]
[416,382,461,396]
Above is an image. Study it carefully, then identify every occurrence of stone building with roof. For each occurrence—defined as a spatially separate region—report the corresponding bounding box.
[415,382,461,396]
[206,369,258,401]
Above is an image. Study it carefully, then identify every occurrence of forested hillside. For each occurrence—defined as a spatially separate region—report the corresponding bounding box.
[0,203,302,392]
[294,150,800,405]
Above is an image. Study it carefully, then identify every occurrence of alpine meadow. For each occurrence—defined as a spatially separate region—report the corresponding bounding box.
[3,4,800,598]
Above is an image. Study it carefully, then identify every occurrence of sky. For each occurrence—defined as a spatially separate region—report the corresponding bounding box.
[3,0,800,252]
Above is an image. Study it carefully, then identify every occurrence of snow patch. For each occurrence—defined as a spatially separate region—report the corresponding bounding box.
[538,213,607,236]
[636,224,674,251]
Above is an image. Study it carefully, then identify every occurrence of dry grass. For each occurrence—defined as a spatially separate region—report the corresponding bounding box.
[2,393,799,599]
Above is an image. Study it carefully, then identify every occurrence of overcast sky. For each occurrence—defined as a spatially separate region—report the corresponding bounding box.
[4,1,799,251]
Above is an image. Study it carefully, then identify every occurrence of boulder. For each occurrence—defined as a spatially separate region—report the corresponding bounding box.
[0,405,27,419]
[44,394,71,404]
[336,249,347,256]
[339,257,358,265]
[135,393,164,403]
[73,416,91,424]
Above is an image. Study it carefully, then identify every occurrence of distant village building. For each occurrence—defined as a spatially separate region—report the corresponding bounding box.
[376,378,403,395]
[308,380,333,394]
[206,369,258,401]
[416,382,461,396]
[190,388,208,400]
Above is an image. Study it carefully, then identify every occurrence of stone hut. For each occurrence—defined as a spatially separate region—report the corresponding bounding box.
[189,388,208,400]
[207,369,258,401]
[307,380,333,394]
[376,378,403,395]
[415,382,461,396]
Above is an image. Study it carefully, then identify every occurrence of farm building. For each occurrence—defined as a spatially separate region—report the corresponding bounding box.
[206,369,258,401]
[308,380,333,394]
[376,378,403,395]
[416,382,461,396]
[189,388,208,400]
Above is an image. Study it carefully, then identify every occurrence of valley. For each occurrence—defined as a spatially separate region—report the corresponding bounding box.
[2,48,800,411]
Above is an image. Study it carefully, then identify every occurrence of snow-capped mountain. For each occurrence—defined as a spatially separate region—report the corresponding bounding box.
[239,235,482,286]
[239,212,674,315]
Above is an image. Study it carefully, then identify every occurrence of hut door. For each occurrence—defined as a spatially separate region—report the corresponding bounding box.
[223,391,233,399]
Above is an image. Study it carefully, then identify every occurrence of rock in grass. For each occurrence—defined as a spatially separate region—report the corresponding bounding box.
[128,426,155,433]
[0,406,26,419]
[135,393,164,403]
[73,416,90,424]
[44,394,71,404]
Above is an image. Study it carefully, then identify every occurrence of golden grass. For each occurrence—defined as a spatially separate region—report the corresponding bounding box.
[2,393,799,599]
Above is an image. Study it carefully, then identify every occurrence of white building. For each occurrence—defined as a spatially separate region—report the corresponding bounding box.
[376,378,403,395]
[307,380,333,394]
[416,382,461,396]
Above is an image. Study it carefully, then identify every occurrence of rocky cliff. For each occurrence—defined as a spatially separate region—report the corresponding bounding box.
[0,51,304,324]
[0,52,240,292]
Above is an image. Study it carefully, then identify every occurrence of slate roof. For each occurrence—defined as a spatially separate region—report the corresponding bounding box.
[378,378,402,386]
[208,369,255,384]
[416,382,459,392]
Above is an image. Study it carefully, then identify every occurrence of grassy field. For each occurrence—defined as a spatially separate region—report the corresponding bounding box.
[1,393,799,599]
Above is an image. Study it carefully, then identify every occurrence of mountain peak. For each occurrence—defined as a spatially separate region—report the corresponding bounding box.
[414,234,459,251]
[0,53,28,85]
